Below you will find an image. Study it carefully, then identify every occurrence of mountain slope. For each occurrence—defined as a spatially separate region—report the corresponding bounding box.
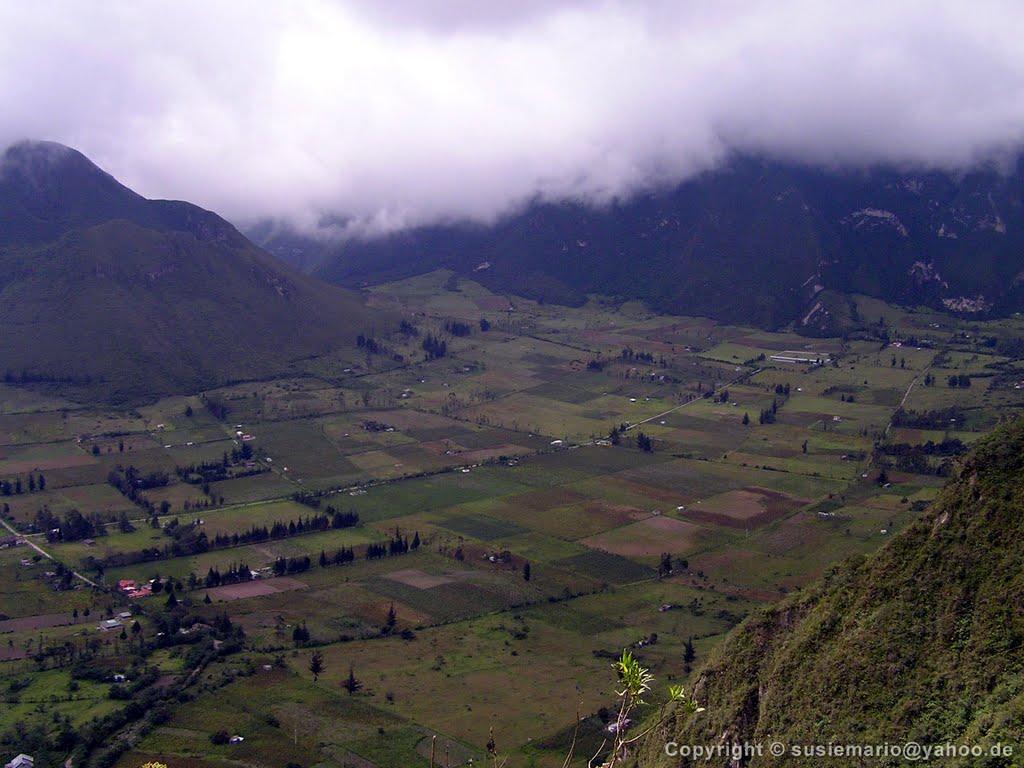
[0,141,375,402]
[310,156,1024,328]
[637,418,1024,767]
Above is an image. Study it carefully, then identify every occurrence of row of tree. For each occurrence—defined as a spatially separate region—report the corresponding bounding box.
[1,473,46,495]
[422,333,448,359]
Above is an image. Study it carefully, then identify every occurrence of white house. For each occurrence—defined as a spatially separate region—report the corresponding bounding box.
[5,755,34,768]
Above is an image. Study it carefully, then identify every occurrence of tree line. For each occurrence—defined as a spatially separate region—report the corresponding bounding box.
[1,473,46,495]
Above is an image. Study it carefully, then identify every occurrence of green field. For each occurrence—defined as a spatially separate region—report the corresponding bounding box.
[2,278,1024,767]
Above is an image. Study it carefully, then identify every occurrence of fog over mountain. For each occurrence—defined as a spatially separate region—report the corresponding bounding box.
[1,1,1022,237]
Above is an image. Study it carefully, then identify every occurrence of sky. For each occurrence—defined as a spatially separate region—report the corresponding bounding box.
[2,0,1023,238]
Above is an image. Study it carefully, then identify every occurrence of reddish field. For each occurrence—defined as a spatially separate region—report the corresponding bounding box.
[0,453,97,474]
[0,612,73,632]
[682,487,806,529]
[204,577,306,602]
[580,515,703,558]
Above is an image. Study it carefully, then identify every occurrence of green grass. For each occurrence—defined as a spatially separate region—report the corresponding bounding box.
[3,287,1024,766]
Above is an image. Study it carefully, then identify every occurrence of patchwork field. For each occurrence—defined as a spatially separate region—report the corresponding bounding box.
[3,279,1024,767]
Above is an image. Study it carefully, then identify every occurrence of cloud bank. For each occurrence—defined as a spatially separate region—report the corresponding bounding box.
[1,0,1023,237]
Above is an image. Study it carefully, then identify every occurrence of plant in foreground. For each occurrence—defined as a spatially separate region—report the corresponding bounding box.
[593,649,704,767]
[428,650,702,768]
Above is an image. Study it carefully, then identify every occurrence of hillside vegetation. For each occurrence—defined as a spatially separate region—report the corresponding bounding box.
[638,418,1024,767]
[0,141,376,402]
[306,156,1024,329]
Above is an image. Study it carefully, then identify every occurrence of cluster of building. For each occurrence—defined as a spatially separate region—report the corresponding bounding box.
[117,579,153,598]
[98,611,134,632]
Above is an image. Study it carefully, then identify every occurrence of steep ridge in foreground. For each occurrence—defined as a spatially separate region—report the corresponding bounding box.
[638,418,1024,767]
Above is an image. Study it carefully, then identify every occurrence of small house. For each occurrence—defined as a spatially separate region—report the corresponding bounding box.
[606,719,631,735]
[99,619,123,631]
[5,755,33,768]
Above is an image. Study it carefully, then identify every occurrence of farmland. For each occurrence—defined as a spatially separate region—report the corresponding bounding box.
[2,276,1024,767]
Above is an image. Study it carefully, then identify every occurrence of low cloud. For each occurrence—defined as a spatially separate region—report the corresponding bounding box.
[1,1,1022,238]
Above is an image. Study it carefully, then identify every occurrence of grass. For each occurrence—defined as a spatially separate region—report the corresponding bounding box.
[3,286,1024,766]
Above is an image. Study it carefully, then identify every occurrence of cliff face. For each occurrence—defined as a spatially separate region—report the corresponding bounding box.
[638,419,1024,767]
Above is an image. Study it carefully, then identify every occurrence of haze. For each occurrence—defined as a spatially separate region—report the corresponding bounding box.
[2,0,1022,237]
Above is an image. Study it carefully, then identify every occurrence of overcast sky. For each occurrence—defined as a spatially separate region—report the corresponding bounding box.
[2,0,1023,237]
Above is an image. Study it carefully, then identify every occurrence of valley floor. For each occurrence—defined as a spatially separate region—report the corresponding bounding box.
[2,276,1023,767]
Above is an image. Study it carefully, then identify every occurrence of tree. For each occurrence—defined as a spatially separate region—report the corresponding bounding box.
[742,412,750,426]
[657,553,672,578]
[385,603,397,631]
[185,405,194,418]
[683,636,696,673]
[342,665,362,695]
[522,562,531,582]
[309,650,325,682]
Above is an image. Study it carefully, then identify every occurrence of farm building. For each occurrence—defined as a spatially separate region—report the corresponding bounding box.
[769,352,831,364]
[4,755,33,768]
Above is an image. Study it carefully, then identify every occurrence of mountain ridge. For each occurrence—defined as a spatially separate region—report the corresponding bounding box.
[0,141,375,403]
[273,155,1024,329]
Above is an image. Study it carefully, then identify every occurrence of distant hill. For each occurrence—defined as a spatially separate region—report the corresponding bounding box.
[303,156,1024,329]
[637,418,1024,767]
[0,141,375,403]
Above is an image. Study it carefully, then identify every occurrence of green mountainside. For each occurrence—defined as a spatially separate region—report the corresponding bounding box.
[637,418,1024,767]
[0,141,375,402]
[299,156,1024,329]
